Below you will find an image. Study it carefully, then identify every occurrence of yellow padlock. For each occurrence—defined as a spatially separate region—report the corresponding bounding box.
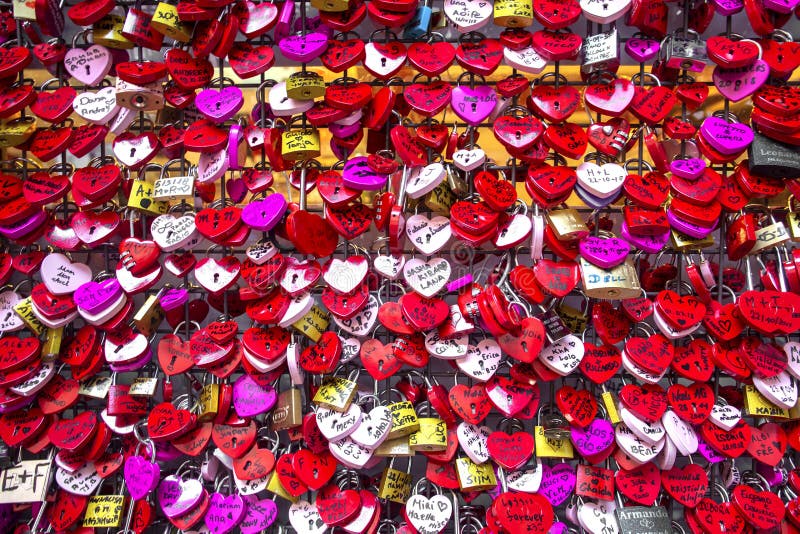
[267,470,299,503]
[92,14,134,49]
[13,296,45,335]
[424,181,457,215]
[374,436,413,457]
[286,71,326,100]
[744,384,789,419]
[132,294,164,338]
[0,117,36,148]
[43,327,63,360]
[198,383,220,422]
[310,0,350,12]
[493,0,533,27]
[408,403,447,452]
[292,305,329,342]
[150,2,193,42]
[386,391,419,439]
[601,390,621,425]
[128,165,169,215]
[534,425,575,458]
[11,0,36,20]
[313,374,358,412]
[282,128,321,161]
[82,495,126,528]
[455,457,497,491]
[670,229,715,251]
[377,458,412,503]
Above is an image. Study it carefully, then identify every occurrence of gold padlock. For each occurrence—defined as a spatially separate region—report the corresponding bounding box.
[749,213,790,255]
[128,164,169,215]
[198,383,220,422]
[292,305,329,342]
[282,128,321,161]
[285,71,326,100]
[579,258,641,300]
[424,181,457,215]
[387,393,419,439]
[408,402,447,451]
[455,457,497,491]
[43,327,63,359]
[272,388,304,430]
[670,229,715,251]
[556,302,588,334]
[743,384,789,419]
[312,374,358,412]
[493,0,533,27]
[132,294,165,338]
[546,208,589,240]
[116,78,165,111]
[92,14,134,49]
[310,0,350,12]
[374,436,413,457]
[0,117,36,148]
[377,458,412,503]
[150,2,193,42]
[267,470,299,502]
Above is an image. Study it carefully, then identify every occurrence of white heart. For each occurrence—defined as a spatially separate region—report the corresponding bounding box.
[101,408,136,435]
[406,163,446,199]
[78,292,127,326]
[108,105,135,135]
[456,422,491,464]
[56,463,102,496]
[577,501,619,534]
[246,241,278,264]
[316,404,362,441]
[268,82,314,116]
[661,409,698,456]
[73,86,118,124]
[580,0,631,23]
[439,304,476,338]
[506,460,544,493]
[197,149,229,184]
[503,46,547,74]
[493,213,532,249]
[538,334,584,376]
[405,494,453,534]
[332,295,379,337]
[64,44,112,85]
[652,307,701,339]
[278,292,314,328]
[784,341,800,380]
[619,406,665,446]
[40,253,92,295]
[0,291,24,332]
[452,148,485,171]
[349,406,393,449]
[373,254,405,280]
[615,423,664,463]
[116,263,163,295]
[753,371,798,409]
[708,403,741,431]
[323,257,368,295]
[328,436,373,469]
[406,214,452,255]
[289,501,327,534]
[10,360,55,397]
[456,339,501,381]
[620,350,667,384]
[193,258,238,293]
[403,258,451,298]
[151,215,200,252]
[363,43,406,77]
[576,162,626,199]
[104,330,148,363]
[233,471,269,496]
[424,331,468,360]
[340,337,361,364]
[443,0,492,31]
[654,433,678,471]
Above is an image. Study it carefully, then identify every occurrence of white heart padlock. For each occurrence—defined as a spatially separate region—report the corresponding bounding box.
[403,258,451,298]
[406,214,452,256]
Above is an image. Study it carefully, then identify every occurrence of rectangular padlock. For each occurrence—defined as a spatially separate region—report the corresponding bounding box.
[153,174,194,201]
[748,131,800,179]
[582,28,619,74]
[788,211,800,242]
[272,388,304,430]
[11,0,36,20]
[107,384,148,416]
[377,467,412,503]
[116,79,165,111]
[408,418,447,451]
[492,0,532,27]
[92,14,134,49]
[281,129,321,161]
[127,179,169,215]
[743,385,789,418]
[132,294,164,338]
[292,305,329,342]
[312,376,357,412]
[616,506,671,534]
[387,401,420,439]
[534,425,574,458]
[43,327,63,360]
[13,297,45,335]
[82,495,126,528]
[670,229,715,251]
[455,457,497,491]
[198,383,220,422]
[150,2,193,42]
[285,71,326,100]
[579,258,641,300]
[546,208,589,240]
[663,32,707,72]
[374,436,413,457]
[601,391,621,424]
[749,221,789,255]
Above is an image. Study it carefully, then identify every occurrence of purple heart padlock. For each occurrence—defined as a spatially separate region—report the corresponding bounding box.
[0,210,47,239]
[205,493,247,534]
[667,208,718,239]
[763,0,799,13]
[329,121,361,139]
[226,178,248,203]
[710,0,743,15]
[240,498,278,534]
[241,193,288,232]
[621,220,670,254]
[699,116,754,155]
[232,374,277,418]
[73,279,122,315]
[110,348,152,372]
[159,288,189,312]
[669,158,706,180]
[570,418,615,457]
[451,85,497,126]
[539,463,576,507]
[196,87,244,123]
[625,37,660,62]
[278,32,328,62]
[697,435,725,463]
[158,475,204,518]
[712,60,770,102]
[579,236,630,269]
[342,156,388,191]
[124,455,161,501]
[574,183,619,210]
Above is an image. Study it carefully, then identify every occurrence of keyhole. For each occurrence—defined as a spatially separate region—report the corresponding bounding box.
[114,344,124,353]
[602,2,608,8]
[85,65,91,76]
[333,186,340,194]
[515,130,522,139]
[215,101,222,110]
[478,360,485,369]
[426,234,431,243]
[377,359,384,370]
[471,102,477,112]
[166,230,174,240]
[342,298,348,306]
[169,355,177,366]
[129,147,137,158]
[312,468,318,478]
[521,341,528,351]
[213,273,219,283]
[470,402,476,414]
[554,101,560,110]
[381,57,386,67]
[89,225,96,235]
[292,273,299,284]
[230,437,238,446]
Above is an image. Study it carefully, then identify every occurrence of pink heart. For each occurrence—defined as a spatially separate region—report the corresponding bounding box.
[63,44,112,86]
[226,178,248,203]
[124,455,160,501]
[669,158,706,180]
[232,374,277,418]
[570,418,614,457]
[712,59,770,102]
[278,32,328,62]
[624,38,660,62]
[195,86,244,123]
[539,463,576,507]
[158,476,204,518]
[241,193,287,231]
[74,279,122,315]
[451,85,497,126]
[205,493,247,534]
[342,156,388,191]
[700,116,754,155]
[240,498,278,534]
[579,236,630,269]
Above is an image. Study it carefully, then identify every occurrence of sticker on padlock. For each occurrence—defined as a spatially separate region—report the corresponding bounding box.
[115,79,164,111]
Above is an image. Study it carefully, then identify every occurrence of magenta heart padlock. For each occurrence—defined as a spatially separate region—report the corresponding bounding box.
[699,116,754,155]
[278,32,328,62]
[621,220,670,254]
[669,158,706,180]
[74,279,123,315]
[712,59,770,102]
[762,0,799,13]
[570,418,615,457]
[451,85,497,126]
[625,37,660,62]
[0,211,47,240]
[241,193,288,232]
[124,455,161,501]
[667,208,718,239]
[195,87,245,123]
[233,374,277,417]
[578,236,630,268]
[205,493,247,534]
[158,475,205,518]
[710,0,743,15]
[159,287,189,312]
[342,156,388,191]
[539,463,576,507]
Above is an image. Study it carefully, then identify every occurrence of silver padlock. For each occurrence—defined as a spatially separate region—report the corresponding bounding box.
[662,30,707,72]
[581,28,619,74]
[116,78,164,111]
[152,158,195,201]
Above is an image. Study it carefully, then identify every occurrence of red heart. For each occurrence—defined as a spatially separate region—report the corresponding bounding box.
[184,120,227,152]
[663,116,696,139]
[299,331,342,374]
[533,259,579,298]
[241,326,289,363]
[486,431,534,470]
[448,384,491,425]
[587,117,631,156]
[228,42,275,78]
[454,38,503,75]
[37,374,79,415]
[94,451,124,478]
[324,82,372,111]
[711,343,750,381]
[320,39,365,72]
[72,163,121,201]
[693,498,747,534]
[48,410,97,451]
[286,210,339,258]
[555,385,597,428]
[700,418,751,459]
[404,80,452,117]
[618,384,668,424]
[232,446,275,481]
[623,171,670,210]
[671,168,721,206]
[675,82,709,110]
[378,302,415,336]
[29,127,74,162]
[529,85,580,122]
[399,293,449,330]
[118,237,160,276]
[360,338,402,380]
[147,402,193,441]
[630,86,677,124]
[276,453,309,497]
[731,484,785,530]
[625,334,673,374]
[425,460,459,489]
[661,464,708,508]
[157,334,194,376]
[325,202,374,240]
[671,338,714,382]
[473,170,518,212]
[496,74,531,98]
[579,342,621,384]
[703,301,746,342]
[292,449,336,490]
[707,36,760,68]
[542,123,587,160]
[69,123,109,159]
[526,163,577,201]
[486,375,537,417]
[739,338,787,378]
[492,115,544,151]
[407,41,455,77]
[31,283,76,319]
[212,420,256,459]
[0,336,42,372]
[738,290,800,336]
[531,30,582,61]
[0,407,46,447]
[760,39,800,79]
[172,422,212,457]
[616,463,661,506]
[492,492,554,533]
[47,490,88,531]
[655,289,707,330]
[195,207,242,242]
[667,382,713,425]
[165,48,213,90]
[498,317,545,363]
[591,301,631,345]
[392,334,429,368]
[747,422,787,467]
[316,484,361,526]
[584,79,635,116]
